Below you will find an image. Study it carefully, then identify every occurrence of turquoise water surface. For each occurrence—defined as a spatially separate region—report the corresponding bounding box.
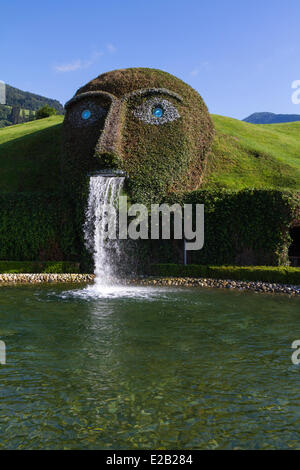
[0,283,299,449]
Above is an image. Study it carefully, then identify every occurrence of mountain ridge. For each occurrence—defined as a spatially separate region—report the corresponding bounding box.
[0,84,64,127]
[5,84,64,114]
[243,112,300,124]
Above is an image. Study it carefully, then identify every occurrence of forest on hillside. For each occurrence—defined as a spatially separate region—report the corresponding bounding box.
[0,84,64,127]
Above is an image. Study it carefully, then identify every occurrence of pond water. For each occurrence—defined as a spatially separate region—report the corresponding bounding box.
[0,284,299,450]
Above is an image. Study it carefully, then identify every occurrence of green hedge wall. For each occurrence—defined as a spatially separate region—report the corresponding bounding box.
[0,261,80,273]
[0,188,298,270]
[164,189,299,266]
[0,192,80,262]
[148,264,300,285]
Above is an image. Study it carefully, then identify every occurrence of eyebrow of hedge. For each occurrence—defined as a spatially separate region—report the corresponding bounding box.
[65,88,184,110]
[64,90,116,109]
[123,88,183,103]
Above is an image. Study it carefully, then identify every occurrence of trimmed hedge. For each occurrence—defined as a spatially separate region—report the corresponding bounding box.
[0,192,81,262]
[165,189,300,266]
[148,264,300,285]
[0,189,298,270]
[63,68,215,206]
[0,261,80,274]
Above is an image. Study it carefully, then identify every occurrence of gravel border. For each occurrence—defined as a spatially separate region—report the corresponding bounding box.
[127,277,300,296]
[0,274,95,284]
[0,274,299,295]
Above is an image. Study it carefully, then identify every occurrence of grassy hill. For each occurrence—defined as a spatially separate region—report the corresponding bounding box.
[0,116,63,192]
[0,114,299,193]
[204,115,300,191]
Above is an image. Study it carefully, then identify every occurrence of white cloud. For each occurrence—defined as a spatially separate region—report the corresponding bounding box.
[54,51,103,73]
[190,68,199,77]
[55,60,82,73]
[107,43,116,53]
[190,62,211,77]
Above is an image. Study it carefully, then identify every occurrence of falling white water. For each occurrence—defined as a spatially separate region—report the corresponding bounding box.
[84,175,125,286]
[60,173,165,299]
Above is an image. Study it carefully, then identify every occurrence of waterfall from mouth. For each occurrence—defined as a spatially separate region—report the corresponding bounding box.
[84,175,125,285]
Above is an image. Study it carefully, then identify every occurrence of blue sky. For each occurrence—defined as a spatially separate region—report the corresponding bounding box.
[1,0,300,119]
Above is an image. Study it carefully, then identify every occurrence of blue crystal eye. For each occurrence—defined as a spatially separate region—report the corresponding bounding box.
[152,106,164,118]
[81,109,91,120]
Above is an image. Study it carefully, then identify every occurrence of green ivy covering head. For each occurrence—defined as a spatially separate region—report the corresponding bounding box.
[62,68,215,204]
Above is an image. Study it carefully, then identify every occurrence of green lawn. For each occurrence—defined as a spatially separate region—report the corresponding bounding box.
[0,115,63,192]
[205,115,300,190]
[0,114,299,192]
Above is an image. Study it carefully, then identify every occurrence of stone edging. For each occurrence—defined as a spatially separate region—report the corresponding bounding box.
[0,274,299,295]
[127,277,300,296]
[0,274,95,284]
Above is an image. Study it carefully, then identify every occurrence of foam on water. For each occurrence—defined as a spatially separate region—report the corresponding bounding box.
[59,283,168,300]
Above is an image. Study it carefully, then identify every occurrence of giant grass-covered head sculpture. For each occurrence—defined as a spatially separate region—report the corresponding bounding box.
[63,68,214,204]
